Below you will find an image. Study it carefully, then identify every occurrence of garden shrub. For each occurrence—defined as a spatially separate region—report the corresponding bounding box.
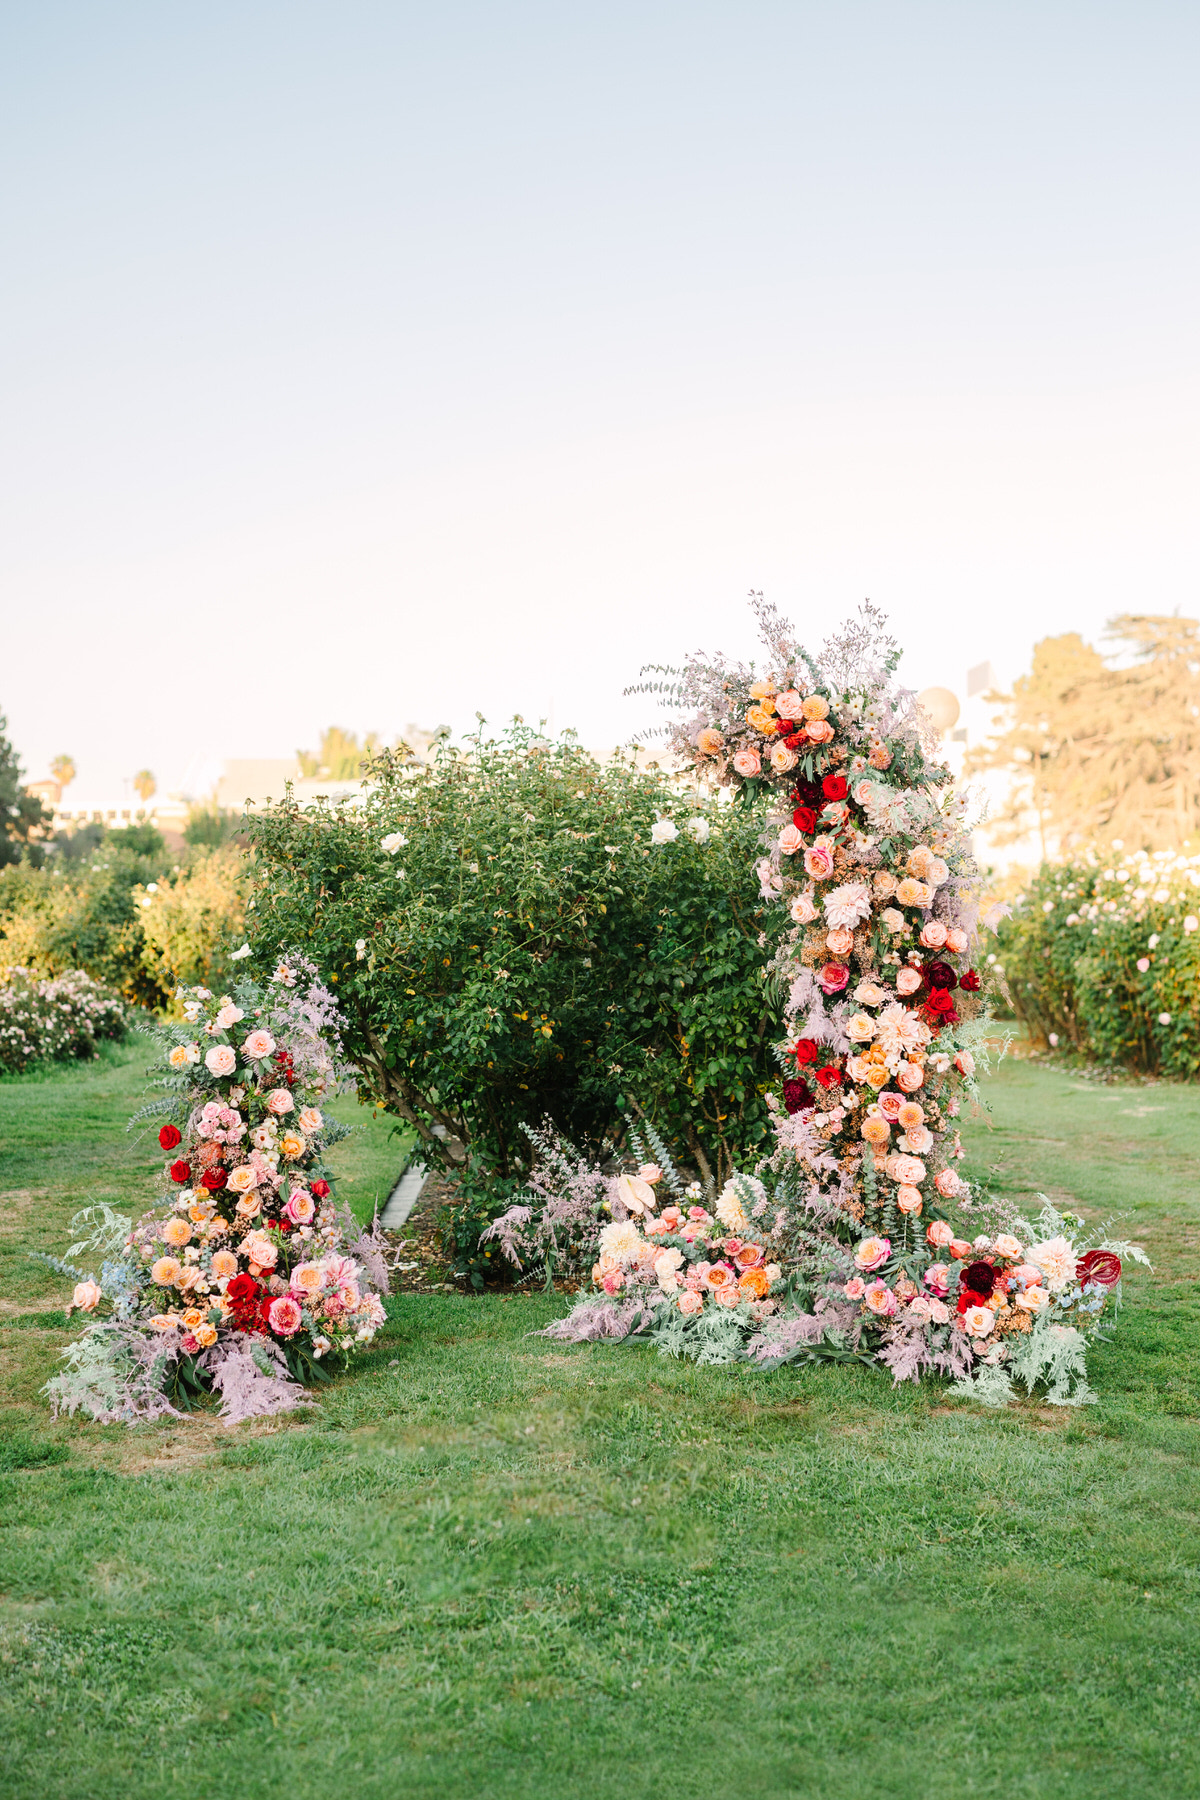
[245,726,781,1184]
[997,845,1200,1074]
[133,846,248,1001]
[0,967,127,1073]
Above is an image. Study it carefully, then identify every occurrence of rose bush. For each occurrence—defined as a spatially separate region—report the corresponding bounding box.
[244,725,782,1184]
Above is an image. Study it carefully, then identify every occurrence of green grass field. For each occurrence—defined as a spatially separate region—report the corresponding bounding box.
[1,1042,1198,1799]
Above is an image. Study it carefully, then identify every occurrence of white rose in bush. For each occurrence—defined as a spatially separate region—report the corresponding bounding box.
[685,817,710,843]
[650,820,679,844]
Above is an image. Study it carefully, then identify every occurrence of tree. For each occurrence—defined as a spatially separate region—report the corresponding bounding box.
[297,727,380,781]
[50,754,76,791]
[0,711,49,867]
[133,770,157,802]
[967,615,1200,853]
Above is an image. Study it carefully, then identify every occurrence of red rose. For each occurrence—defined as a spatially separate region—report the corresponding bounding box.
[169,1159,191,1184]
[822,773,848,802]
[960,968,981,992]
[225,1273,258,1304]
[782,1078,812,1114]
[784,732,803,749]
[814,1064,844,1089]
[793,1038,819,1066]
[792,806,817,833]
[200,1166,227,1192]
[311,1180,330,1199]
[923,989,957,1019]
[956,1289,988,1315]
[1076,1249,1122,1289]
[158,1124,182,1151]
[924,961,958,989]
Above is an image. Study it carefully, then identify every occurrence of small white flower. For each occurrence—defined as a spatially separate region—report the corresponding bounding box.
[684,817,710,844]
[355,939,367,960]
[1048,1032,1059,1047]
[1158,1012,1172,1025]
[381,832,408,854]
[230,943,252,961]
[1186,916,1199,933]
[650,819,679,845]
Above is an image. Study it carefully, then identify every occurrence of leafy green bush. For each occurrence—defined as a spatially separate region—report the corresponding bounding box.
[245,727,780,1182]
[997,846,1200,1074]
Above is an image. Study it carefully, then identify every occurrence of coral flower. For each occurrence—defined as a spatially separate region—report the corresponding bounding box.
[151,1257,182,1286]
[268,1296,303,1337]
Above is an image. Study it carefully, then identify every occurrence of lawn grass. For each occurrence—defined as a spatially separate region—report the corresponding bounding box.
[0,1047,1198,1798]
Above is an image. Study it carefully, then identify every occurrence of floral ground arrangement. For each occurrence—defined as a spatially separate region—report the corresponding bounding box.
[495,603,1149,1403]
[40,959,391,1423]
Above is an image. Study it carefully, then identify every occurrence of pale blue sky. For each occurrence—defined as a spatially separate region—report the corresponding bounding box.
[3,2,1198,794]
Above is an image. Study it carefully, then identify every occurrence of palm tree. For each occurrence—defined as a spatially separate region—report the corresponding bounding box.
[50,754,76,791]
[133,769,157,802]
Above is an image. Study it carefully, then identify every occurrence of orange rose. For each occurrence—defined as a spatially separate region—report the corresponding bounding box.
[738,1268,770,1300]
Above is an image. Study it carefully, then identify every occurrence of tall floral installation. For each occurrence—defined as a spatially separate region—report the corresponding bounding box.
[43,957,391,1424]
[508,599,1148,1404]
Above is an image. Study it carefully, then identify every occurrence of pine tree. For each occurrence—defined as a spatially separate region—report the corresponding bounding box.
[0,711,50,867]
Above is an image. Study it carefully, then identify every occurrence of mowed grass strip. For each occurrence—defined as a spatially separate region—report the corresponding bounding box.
[0,1050,1197,1798]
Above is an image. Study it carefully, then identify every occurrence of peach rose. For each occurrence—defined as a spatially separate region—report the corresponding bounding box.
[846,1054,873,1085]
[182,1307,205,1330]
[778,824,805,856]
[918,920,948,949]
[298,1107,323,1133]
[714,1281,741,1308]
[993,1234,1025,1260]
[935,1168,963,1199]
[228,1164,258,1194]
[955,1050,976,1077]
[896,1187,923,1214]
[195,1322,218,1348]
[844,1276,865,1299]
[732,748,761,778]
[242,1030,276,1060]
[72,1279,102,1312]
[1015,1285,1048,1313]
[906,846,933,878]
[949,1239,973,1260]
[790,891,819,923]
[897,1063,925,1092]
[945,927,969,954]
[825,926,854,955]
[801,694,830,721]
[150,1314,174,1331]
[873,870,897,898]
[774,689,804,719]
[854,1235,891,1273]
[804,841,835,879]
[266,1089,295,1115]
[926,1220,954,1248]
[168,1042,200,1070]
[863,1279,898,1316]
[210,1249,239,1279]
[205,1044,237,1077]
[749,679,776,700]
[697,727,725,757]
[891,1153,925,1185]
[745,704,778,734]
[244,1232,278,1269]
[847,1011,877,1043]
[151,1257,182,1286]
[805,719,835,743]
[161,1217,192,1248]
[677,1289,704,1315]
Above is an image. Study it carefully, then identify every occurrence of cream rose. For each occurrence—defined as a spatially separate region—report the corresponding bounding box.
[846,1011,877,1043]
[769,743,798,773]
[918,920,948,950]
[853,979,887,1006]
[790,891,819,923]
[778,824,805,856]
[881,907,906,933]
[962,1305,994,1338]
[242,1029,276,1060]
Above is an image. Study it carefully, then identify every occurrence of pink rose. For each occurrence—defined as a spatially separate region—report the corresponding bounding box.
[242,1030,276,1060]
[955,1050,976,1077]
[863,1279,898,1317]
[945,927,969,954]
[677,1289,704,1315]
[877,1091,904,1122]
[732,749,761,778]
[775,689,805,719]
[924,1262,950,1292]
[268,1295,303,1336]
[804,843,835,880]
[805,719,834,743]
[853,1235,891,1273]
[926,1220,954,1248]
[844,1276,865,1299]
[266,1089,295,1115]
[778,824,805,856]
[601,1270,624,1295]
[180,1332,201,1354]
[935,1168,962,1198]
[283,1189,316,1225]
[919,920,948,949]
[205,1044,237,1077]
[818,962,849,995]
[897,1062,925,1092]
[896,967,923,996]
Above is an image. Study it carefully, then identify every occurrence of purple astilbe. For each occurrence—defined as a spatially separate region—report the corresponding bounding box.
[539,1299,657,1342]
[479,1205,534,1268]
[198,1339,314,1424]
[265,955,354,1091]
[878,1318,976,1384]
[44,1323,188,1424]
[334,1202,394,1294]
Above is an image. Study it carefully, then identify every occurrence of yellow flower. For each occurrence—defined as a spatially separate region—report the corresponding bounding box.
[194,1322,218,1348]
[279,1132,305,1159]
